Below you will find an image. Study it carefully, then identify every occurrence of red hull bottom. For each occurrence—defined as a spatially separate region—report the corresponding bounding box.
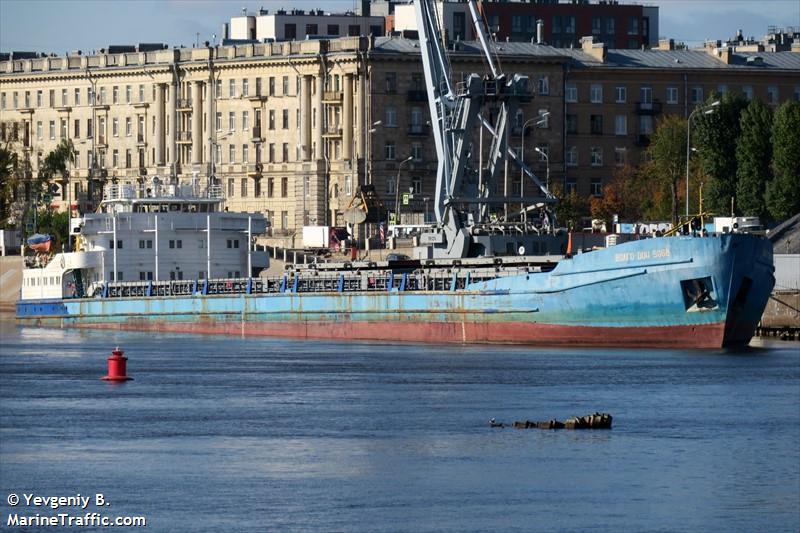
[66,320,731,349]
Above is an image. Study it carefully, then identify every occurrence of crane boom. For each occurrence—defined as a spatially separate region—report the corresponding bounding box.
[414,0,554,258]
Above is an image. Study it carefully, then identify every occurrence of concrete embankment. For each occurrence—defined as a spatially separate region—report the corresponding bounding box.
[0,256,22,314]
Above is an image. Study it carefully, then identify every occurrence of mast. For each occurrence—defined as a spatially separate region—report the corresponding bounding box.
[414,0,551,258]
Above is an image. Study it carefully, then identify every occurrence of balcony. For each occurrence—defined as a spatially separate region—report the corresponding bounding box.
[407,124,429,136]
[177,98,192,110]
[323,125,343,137]
[177,131,192,143]
[635,134,651,147]
[251,126,263,142]
[248,91,267,102]
[97,136,107,147]
[247,163,264,177]
[635,101,663,115]
[323,91,343,103]
[407,90,428,102]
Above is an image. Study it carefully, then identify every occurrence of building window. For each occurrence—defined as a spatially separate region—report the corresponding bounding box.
[112,86,119,104]
[592,17,602,34]
[242,144,249,164]
[242,78,249,97]
[125,117,132,136]
[538,76,549,96]
[281,211,288,230]
[49,121,55,139]
[267,178,274,198]
[215,112,222,131]
[691,86,703,104]
[215,144,222,165]
[627,17,639,35]
[282,143,289,162]
[741,86,753,101]
[412,177,422,195]
[566,146,578,167]
[240,178,248,197]
[242,111,249,130]
[282,76,290,95]
[565,83,577,103]
[606,17,615,34]
[565,178,577,195]
[590,178,603,196]
[345,175,352,196]
[36,121,42,140]
[112,118,119,137]
[615,86,626,103]
[385,106,397,127]
[385,72,397,94]
[281,177,288,198]
[229,145,236,164]
[282,109,289,129]
[112,150,119,167]
[614,147,626,167]
[565,114,578,134]
[412,142,423,161]
[227,178,235,197]
[590,147,603,167]
[767,86,778,104]
[385,142,396,160]
[228,111,235,131]
[614,115,627,136]
[590,84,603,104]
[229,79,236,98]
[268,143,275,163]
[640,115,653,135]
[590,114,603,135]
[717,84,728,96]
[666,87,679,104]
[268,110,275,130]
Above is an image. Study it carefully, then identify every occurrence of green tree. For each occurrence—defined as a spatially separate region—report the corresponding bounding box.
[693,92,749,214]
[35,138,74,201]
[0,144,20,227]
[551,183,590,230]
[735,99,773,218]
[766,100,800,220]
[646,114,686,225]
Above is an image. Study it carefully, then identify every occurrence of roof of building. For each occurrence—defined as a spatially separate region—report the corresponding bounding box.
[768,213,800,254]
[372,36,800,71]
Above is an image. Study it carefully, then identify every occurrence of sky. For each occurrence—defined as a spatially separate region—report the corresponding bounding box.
[1,0,798,55]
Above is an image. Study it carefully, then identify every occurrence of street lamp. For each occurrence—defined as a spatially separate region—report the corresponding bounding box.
[686,100,719,218]
[519,111,550,198]
[534,146,550,191]
[394,155,414,226]
[366,119,381,187]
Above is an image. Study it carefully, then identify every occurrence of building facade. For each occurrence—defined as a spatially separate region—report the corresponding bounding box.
[2,36,799,242]
[229,9,385,42]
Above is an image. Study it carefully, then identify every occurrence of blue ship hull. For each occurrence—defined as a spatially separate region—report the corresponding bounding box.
[17,234,775,348]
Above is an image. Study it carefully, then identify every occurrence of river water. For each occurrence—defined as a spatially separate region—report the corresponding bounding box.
[1,319,798,532]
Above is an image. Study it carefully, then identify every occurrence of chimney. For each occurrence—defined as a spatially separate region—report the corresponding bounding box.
[657,38,675,51]
[536,19,544,44]
[581,35,607,62]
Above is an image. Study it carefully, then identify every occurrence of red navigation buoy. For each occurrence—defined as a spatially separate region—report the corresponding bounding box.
[101,347,133,382]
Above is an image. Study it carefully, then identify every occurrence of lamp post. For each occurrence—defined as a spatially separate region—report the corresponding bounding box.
[686,100,719,218]
[519,111,550,199]
[534,147,550,191]
[394,155,413,226]
[366,120,381,187]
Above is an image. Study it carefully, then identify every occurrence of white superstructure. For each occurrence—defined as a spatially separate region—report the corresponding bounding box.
[20,181,268,300]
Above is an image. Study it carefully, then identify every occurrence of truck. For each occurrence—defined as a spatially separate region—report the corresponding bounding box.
[713,217,764,235]
[302,226,349,251]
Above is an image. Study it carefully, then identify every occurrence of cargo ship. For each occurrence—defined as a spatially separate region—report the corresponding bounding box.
[14,0,776,348]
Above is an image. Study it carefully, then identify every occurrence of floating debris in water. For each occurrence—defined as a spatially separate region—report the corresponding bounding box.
[490,412,613,430]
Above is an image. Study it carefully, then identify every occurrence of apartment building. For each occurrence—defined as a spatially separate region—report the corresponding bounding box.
[1,36,798,239]
[392,0,658,49]
[229,9,385,42]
